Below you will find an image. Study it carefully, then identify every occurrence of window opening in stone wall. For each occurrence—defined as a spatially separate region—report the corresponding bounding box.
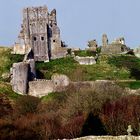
[41,36,44,41]
[33,37,37,41]
[53,40,56,42]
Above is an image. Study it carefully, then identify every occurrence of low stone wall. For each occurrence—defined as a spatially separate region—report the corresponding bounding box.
[28,80,55,97]
[28,74,70,97]
[28,79,140,97]
[28,80,114,97]
[75,56,96,65]
[73,136,140,140]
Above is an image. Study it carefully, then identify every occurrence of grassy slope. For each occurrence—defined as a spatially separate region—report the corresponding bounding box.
[36,55,134,81]
[36,54,140,89]
[0,47,24,78]
[0,81,20,100]
[0,47,22,100]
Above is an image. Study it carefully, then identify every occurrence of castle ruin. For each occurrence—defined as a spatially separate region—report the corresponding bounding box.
[11,6,68,95]
[101,34,129,54]
[13,6,67,61]
[10,6,131,97]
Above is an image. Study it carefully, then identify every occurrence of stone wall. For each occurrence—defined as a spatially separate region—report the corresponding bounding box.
[13,6,67,61]
[11,62,29,94]
[134,47,140,58]
[101,44,128,54]
[73,136,140,140]
[28,80,55,97]
[28,80,112,97]
[28,79,140,97]
[28,74,70,97]
[12,43,26,55]
[75,56,96,65]
[101,34,129,54]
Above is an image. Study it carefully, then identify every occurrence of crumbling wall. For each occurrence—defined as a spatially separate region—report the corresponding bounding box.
[75,56,96,65]
[12,43,26,54]
[101,44,128,54]
[134,47,140,58]
[28,80,55,97]
[28,74,70,97]
[11,62,29,94]
[101,34,129,54]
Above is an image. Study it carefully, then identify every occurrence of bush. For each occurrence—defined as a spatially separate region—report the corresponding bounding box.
[74,50,96,57]
[15,95,40,115]
[60,115,85,139]
[108,55,140,80]
[35,57,77,79]
[0,48,24,80]
[101,95,140,135]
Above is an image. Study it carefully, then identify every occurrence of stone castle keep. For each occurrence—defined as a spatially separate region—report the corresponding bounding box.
[11,5,130,97]
[13,6,67,61]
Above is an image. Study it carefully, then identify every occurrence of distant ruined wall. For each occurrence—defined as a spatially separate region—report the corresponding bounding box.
[101,34,129,54]
[73,136,140,140]
[134,47,140,58]
[101,44,127,54]
[75,56,96,65]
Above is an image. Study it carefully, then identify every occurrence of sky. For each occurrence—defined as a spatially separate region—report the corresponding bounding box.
[0,0,140,49]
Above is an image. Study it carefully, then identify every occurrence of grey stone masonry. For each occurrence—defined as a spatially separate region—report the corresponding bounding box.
[11,62,29,94]
[13,5,67,61]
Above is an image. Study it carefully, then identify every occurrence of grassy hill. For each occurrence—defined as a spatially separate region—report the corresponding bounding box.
[0,47,23,101]
[35,54,140,89]
[36,54,140,81]
[0,47,24,81]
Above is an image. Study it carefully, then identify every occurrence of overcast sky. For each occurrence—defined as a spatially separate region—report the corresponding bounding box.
[0,0,140,48]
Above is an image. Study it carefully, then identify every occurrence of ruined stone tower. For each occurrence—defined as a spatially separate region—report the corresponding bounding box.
[23,6,50,61]
[102,34,108,47]
[13,6,67,61]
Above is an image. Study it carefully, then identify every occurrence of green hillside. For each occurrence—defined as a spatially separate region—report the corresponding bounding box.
[36,54,140,81]
[0,47,24,81]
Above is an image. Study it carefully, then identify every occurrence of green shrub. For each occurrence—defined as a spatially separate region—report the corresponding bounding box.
[117,81,140,89]
[0,82,20,100]
[16,96,40,115]
[0,48,24,79]
[36,57,78,79]
[74,50,96,57]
